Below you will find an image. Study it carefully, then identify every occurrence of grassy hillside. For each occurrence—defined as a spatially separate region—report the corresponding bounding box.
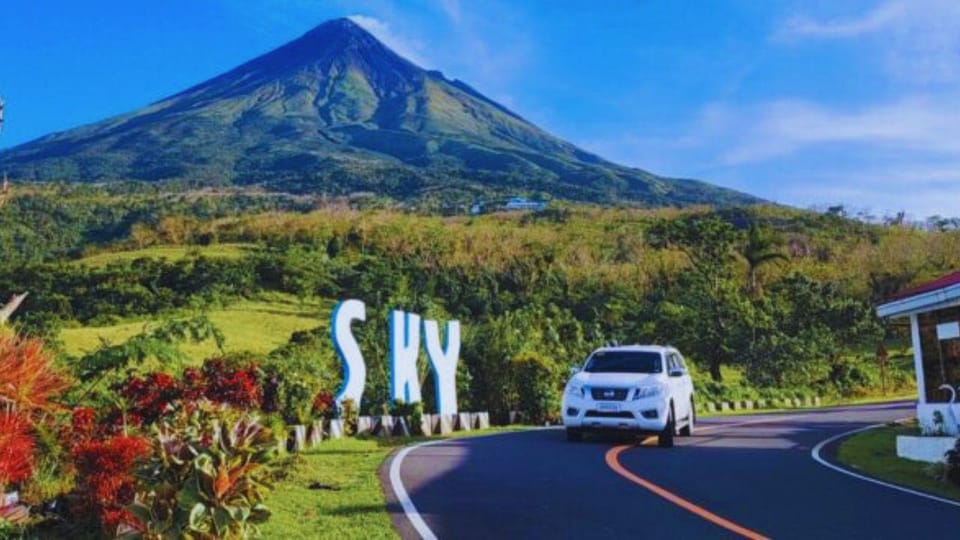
[60,296,329,359]
[73,243,257,267]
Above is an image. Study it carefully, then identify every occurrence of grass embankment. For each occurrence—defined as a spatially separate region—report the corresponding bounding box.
[60,295,330,359]
[261,428,525,539]
[72,243,256,267]
[837,422,960,502]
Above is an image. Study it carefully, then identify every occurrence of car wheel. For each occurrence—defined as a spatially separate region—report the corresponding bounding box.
[566,428,583,442]
[658,405,675,448]
[680,399,695,437]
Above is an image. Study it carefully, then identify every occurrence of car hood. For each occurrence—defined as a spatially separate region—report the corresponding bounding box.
[571,372,664,387]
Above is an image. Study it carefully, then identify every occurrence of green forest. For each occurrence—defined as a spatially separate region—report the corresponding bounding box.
[2,184,957,421]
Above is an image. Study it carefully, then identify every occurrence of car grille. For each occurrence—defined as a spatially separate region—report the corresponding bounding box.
[584,411,634,419]
[590,387,629,401]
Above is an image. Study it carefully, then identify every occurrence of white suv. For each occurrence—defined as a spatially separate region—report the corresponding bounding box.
[562,345,695,447]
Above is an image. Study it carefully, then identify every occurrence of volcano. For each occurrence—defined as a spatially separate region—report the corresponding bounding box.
[0,18,758,206]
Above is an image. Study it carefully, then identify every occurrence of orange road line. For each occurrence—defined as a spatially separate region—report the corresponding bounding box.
[605,445,770,540]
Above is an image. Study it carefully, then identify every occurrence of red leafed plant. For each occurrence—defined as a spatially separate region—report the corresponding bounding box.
[70,407,96,442]
[201,359,261,408]
[0,411,35,489]
[71,435,151,536]
[117,372,183,426]
[0,334,71,416]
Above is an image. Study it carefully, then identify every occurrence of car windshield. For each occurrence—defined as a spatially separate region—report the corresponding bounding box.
[583,351,663,374]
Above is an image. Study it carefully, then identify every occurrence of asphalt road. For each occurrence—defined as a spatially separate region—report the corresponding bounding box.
[383,402,960,539]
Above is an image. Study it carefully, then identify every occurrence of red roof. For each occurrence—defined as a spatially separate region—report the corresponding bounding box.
[888,271,960,301]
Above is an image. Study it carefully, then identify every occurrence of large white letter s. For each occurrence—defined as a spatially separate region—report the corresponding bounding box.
[331,299,367,409]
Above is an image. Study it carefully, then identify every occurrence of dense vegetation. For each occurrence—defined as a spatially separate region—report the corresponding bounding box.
[1,181,958,536]
[3,185,958,421]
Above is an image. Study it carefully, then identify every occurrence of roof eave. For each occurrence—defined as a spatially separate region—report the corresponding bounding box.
[877,283,960,318]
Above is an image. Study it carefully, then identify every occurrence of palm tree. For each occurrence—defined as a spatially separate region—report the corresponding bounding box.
[740,223,787,295]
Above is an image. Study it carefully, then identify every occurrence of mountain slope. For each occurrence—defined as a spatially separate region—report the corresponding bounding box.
[0,18,759,206]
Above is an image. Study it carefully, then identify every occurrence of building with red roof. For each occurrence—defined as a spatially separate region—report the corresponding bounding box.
[878,271,960,436]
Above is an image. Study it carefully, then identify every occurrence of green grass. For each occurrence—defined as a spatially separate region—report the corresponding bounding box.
[73,243,256,267]
[837,421,960,502]
[59,296,330,359]
[260,428,526,539]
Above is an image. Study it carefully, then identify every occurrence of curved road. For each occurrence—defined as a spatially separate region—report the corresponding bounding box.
[382,402,960,539]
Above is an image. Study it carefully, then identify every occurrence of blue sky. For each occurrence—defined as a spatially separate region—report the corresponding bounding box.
[1,0,958,217]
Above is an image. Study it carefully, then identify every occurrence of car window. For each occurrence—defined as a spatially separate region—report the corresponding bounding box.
[584,351,663,374]
[667,354,678,373]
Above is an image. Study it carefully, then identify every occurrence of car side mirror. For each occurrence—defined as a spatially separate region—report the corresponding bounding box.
[569,366,581,376]
[669,370,684,378]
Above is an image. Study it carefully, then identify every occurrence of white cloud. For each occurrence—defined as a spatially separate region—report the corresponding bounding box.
[777,2,905,39]
[437,0,462,24]
[347,14,432,67]
[704,97,960,165]
[776,0,960,83]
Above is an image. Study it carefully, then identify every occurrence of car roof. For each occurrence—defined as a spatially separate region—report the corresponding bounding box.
[592,345,674,354]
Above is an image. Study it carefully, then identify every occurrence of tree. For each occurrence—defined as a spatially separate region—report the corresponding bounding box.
[648,216,748,381]
[739,223,787,295]
[129,222,157,249]
[743,274,883,388]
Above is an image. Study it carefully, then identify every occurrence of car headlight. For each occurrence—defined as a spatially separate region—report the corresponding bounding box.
[632,385,665,400]
[566,383,584,397]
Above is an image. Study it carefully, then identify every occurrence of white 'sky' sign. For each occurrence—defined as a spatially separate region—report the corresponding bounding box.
[330,299,461,414]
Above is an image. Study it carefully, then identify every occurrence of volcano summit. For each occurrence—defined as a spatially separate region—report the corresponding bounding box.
[0,18,758,206]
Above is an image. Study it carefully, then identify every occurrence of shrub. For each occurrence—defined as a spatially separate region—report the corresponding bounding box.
[339,398,358,436]
[202,359,262,408]
[132,407,276,539]
[511,351,561,425]
[943,439,960,487]
[390,400,424,435]
[71,434,152,536]
[0,411,35,490]
[117,372,183,426]
[280,379,314,425]
[311,391,336,419]
[0,334,71,416]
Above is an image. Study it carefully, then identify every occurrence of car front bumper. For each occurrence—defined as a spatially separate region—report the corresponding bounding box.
[561,395,669,433]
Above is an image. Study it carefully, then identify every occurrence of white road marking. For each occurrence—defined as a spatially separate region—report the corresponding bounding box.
[811,423,960,509]
[390,440,442,540]
[389,428,558,539]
